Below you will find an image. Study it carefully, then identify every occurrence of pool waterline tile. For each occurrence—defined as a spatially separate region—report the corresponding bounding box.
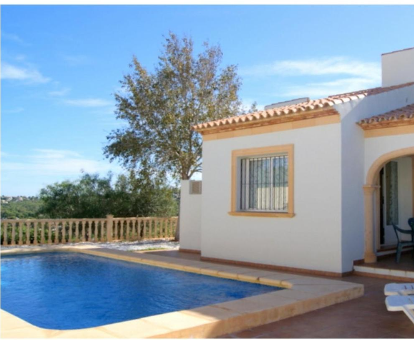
[0,246,364,339]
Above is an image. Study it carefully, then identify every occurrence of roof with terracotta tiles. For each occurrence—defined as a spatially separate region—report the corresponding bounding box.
[193,82,414,133]
[357,103,414,130]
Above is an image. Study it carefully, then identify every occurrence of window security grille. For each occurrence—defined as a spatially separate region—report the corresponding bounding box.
[239,155,288,212]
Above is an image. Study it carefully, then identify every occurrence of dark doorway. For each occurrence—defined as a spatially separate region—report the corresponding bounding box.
[379,167,385,245]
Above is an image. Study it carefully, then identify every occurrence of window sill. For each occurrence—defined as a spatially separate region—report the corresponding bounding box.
[228,211,295,218]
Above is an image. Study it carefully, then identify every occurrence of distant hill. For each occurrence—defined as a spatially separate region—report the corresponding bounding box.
[1,197,43,219]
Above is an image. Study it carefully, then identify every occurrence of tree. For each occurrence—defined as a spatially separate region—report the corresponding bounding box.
[39,173,113,219]
[38,172,178,219]
[104,32,245,240]
[104,32,243,180]
[111,171,179,218]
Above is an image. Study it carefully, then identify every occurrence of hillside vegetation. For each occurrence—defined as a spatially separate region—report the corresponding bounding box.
[1,198,44,219]
[1,173,178,219]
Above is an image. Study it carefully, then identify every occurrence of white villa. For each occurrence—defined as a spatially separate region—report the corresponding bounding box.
[180,47,414,277]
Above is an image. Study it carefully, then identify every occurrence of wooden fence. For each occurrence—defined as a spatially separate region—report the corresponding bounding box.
[0,215,178,246]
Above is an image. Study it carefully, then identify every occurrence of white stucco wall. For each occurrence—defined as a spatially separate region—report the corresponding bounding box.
[200,123,343,273]
[382,48,414,87]
[335,84,414,272]
[193,82,414,274]
[179,180,202,252]
[364,134,414,179]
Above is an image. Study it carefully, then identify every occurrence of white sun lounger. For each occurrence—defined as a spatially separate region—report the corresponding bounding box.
[385,295,414,323]
[384,283,414,296]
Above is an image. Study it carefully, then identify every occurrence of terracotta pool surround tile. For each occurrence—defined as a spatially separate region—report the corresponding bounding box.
[0,246,364,338]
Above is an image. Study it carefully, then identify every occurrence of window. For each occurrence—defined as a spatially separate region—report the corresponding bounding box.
[230,145,294,218]
[239,155,288,212]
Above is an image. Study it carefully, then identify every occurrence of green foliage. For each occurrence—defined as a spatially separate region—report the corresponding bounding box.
[39,173,112,219]
[1,199,43,219]
[104,32,244,180]
[38,172,178,219]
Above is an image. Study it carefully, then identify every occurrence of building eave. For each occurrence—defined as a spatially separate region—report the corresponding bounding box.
[194,108,339,136]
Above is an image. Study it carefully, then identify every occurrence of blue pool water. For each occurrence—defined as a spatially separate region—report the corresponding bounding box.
[1,252,280,330]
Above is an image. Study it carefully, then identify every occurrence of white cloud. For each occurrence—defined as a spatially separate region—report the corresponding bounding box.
[64,98,113,107]
[2,149,121,177]
[3,107,24,114]
[1,31,28,45]
[241,56,381,100]
[1,149,123,195]
[32,149,81,159]
[1,62,50,83]
[241,57,380,81]
[49,88,71,97]
[281,77,379,99]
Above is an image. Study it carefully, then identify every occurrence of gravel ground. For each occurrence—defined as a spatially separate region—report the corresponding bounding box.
[1,239,179,252]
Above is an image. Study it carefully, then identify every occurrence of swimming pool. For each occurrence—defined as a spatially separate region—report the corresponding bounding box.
[1,252,281,330]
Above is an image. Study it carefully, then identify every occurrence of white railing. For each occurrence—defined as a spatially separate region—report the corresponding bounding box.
[0,215,178,246]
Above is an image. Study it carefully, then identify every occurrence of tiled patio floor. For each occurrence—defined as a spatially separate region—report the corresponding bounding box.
[151,250,414,338]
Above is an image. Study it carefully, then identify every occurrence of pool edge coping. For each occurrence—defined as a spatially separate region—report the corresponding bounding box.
[0,246,364,339]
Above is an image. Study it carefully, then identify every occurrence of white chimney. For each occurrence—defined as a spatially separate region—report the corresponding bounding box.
[382,47,414,87]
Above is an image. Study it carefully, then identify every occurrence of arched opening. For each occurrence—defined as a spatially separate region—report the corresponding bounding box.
[364,147,414,263]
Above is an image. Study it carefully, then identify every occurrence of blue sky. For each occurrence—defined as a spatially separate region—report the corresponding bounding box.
[2,5,414,196]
